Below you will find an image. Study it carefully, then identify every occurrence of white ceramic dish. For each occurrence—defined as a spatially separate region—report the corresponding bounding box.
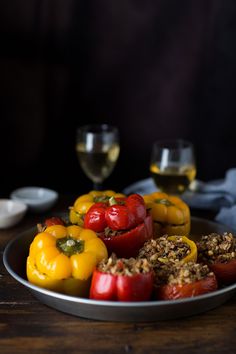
[0,199,27,228]
[10,187,58,213]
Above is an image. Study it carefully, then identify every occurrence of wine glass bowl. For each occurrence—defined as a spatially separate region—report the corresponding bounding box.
[150,139,196,194]
[76,124,120,190]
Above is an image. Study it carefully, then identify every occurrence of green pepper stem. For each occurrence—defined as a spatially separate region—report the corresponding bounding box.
[56,236,84,257]
[154,198,174,206]
[109,196,118,206]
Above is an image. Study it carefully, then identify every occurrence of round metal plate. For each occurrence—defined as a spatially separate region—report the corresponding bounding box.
[3,217,236,322]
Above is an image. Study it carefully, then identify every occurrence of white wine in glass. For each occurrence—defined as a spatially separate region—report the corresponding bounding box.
[76,124,120,190]
[150,139,196,194]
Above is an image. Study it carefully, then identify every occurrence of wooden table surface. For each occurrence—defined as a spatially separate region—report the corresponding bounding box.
[1,194,236,354]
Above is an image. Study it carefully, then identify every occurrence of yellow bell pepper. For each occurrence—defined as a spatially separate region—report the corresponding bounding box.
[69,190,125,226]
[26,224,108,296]
[167,235,197,263]
[143,192,190,237]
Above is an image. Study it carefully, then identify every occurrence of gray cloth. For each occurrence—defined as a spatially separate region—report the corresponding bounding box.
[184,168,236,210]
[215,205,236,230]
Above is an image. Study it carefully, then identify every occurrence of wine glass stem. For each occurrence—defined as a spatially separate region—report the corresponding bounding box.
[93,182,103,191]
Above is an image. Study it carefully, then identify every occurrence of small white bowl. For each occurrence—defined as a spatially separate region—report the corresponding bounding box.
[0,199,27,228]
[10,187,58,213]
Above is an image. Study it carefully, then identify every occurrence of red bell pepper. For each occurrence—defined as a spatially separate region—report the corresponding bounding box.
[99,214,153,258]
[196,233,236,285]
[155,274,218,300]
[208,259,236,285]
[84,194,151,258]
[90,269,154,302]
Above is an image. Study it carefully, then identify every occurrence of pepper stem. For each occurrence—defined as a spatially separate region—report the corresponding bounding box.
[155,198,174,207]
[109,196,118,206]
[56,236,84,257]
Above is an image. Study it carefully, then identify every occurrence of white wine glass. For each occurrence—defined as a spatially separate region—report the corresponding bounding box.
[150,139,196,194]
[76,124,120,190]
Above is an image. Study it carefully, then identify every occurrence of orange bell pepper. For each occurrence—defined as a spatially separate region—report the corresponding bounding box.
[143,192,190,237]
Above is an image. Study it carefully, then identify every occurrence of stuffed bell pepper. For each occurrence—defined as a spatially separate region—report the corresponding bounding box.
[90,253,154,301]
[154,261,218,300]
[143,192,190,237]
[138,235,197,268]
[27,224,108,296]
[84,193,153,258]
[197,232,236,285]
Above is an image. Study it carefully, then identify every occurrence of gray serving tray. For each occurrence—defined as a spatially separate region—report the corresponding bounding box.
[3,217,236,322]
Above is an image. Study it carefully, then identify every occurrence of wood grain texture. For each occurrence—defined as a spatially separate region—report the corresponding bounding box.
[1,195,236,354]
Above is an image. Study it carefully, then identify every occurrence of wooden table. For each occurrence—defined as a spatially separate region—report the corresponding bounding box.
[1,195,236,354]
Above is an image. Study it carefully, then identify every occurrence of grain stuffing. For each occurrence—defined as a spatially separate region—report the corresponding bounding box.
[97,253,152,276]
[197,233,236,264]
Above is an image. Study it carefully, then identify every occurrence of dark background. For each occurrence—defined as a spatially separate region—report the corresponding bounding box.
[1,0,236,196]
